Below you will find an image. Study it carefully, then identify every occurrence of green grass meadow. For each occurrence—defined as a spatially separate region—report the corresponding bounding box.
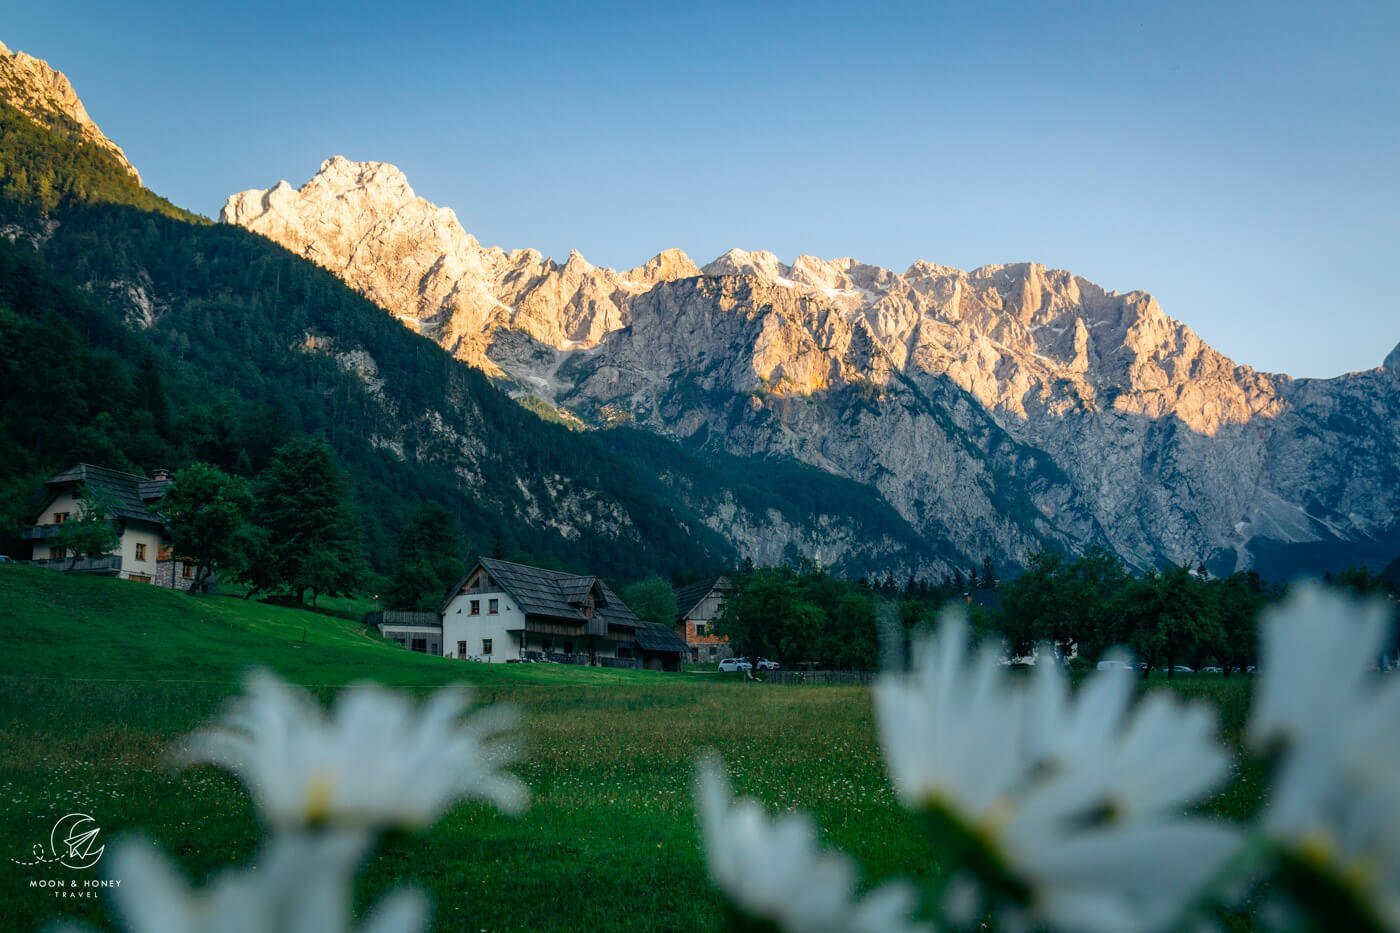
[0,565,1259,930]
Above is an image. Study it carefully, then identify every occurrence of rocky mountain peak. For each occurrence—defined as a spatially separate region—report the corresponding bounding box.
[1384,341,1400,375]
[0,39,140,183]
[626,248,699,285]
[220,157,1400,578]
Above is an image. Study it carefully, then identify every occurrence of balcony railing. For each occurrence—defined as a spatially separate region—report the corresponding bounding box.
[365,611,441,627]
[20,524,64,541]
[27,555,123,574]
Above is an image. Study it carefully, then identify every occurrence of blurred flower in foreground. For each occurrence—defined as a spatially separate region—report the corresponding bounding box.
[697,758,930,933]
[103,832,426,933]
[177,670,526,831]
[1248,584,1400,929]
[1249,583,1394,749]
[875,612,1239,932]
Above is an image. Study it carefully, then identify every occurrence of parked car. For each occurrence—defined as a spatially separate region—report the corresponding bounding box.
[718,658,753,673]
[1199,666,1224,674]
[755,658,780,671]
[1169,665,1195,674]
[1095,660,1134,672]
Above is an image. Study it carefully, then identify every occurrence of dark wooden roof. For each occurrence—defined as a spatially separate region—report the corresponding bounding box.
[674,575,733,621]
[30,464,168,525]
[441,557,641,630]
[634,622,688,654]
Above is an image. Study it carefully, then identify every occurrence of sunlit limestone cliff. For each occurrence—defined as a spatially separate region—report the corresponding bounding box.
[0,39,140,183]
[223,158,1400,577]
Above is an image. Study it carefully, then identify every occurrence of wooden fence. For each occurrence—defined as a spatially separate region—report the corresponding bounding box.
[762,669,877,686]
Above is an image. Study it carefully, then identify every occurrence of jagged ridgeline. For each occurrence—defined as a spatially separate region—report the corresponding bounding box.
[0,87,952,578]
[224,158,1400,581]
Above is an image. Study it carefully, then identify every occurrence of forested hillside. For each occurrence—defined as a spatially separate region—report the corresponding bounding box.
[0,97,739,578]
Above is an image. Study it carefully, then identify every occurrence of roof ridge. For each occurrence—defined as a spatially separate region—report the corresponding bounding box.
[70,462,150,483]
[481,555,595,584]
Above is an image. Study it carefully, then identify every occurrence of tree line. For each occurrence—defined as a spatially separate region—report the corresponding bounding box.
[710,548,1399,674]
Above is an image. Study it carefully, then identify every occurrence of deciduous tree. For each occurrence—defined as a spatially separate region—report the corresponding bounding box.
[623,575,678,626]
[54,483,119,569]
[159,462,253,592]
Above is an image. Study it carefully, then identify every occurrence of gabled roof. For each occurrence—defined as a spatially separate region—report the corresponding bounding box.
[558,576,598,606]
[30,463,168,525]
[440,557,641,629]
[592,580,642,630]
[634,622,688,654]
[674,575,733,621]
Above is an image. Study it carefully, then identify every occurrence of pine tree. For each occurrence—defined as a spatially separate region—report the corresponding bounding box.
[386,502,463,611]
[245,438,366,605]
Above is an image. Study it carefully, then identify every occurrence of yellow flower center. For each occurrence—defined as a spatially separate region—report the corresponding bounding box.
[305,770,335,825]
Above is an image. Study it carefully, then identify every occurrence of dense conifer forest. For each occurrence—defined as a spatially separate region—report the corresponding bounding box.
[0,98,740,578]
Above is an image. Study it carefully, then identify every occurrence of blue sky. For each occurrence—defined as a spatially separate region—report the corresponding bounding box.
[5,1,1398,377]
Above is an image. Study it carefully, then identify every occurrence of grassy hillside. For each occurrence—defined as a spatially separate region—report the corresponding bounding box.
[0,564,683,687]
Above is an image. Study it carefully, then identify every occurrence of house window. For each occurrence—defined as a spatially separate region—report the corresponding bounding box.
[470,599,480,615]
[53,511,70,524]
[411,638,428,653]
[182,564,194,579]
[129,574,152,584]
[135,543,147,561]
[694,623,707,637]
[457,640,467,658]
[488,598,499,614]
[482,638,493,655]
[50,545,65,560]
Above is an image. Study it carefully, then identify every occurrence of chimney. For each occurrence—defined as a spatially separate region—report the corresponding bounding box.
[151,468,171,481]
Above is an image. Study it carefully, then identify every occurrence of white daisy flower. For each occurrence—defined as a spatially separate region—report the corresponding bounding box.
[105,832,426,933]
[1025,652,1231,821]
[177,670,526,831]
[1248,582,1393,750]
[876,610,1240,931]
[875,612,1026,821]
[1247,585,1400,927]
[696,758,930,933]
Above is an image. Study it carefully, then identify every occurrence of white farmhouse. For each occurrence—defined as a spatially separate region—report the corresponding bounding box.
[439,557,656,666]
[21,463,204,589]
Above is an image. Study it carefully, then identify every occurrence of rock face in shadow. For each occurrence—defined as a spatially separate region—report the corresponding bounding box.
[223,158,1400,575]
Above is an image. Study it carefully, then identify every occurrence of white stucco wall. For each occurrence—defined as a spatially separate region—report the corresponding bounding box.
[441,589,526,660]
[120,524,162,582]
[33,491,81,559]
